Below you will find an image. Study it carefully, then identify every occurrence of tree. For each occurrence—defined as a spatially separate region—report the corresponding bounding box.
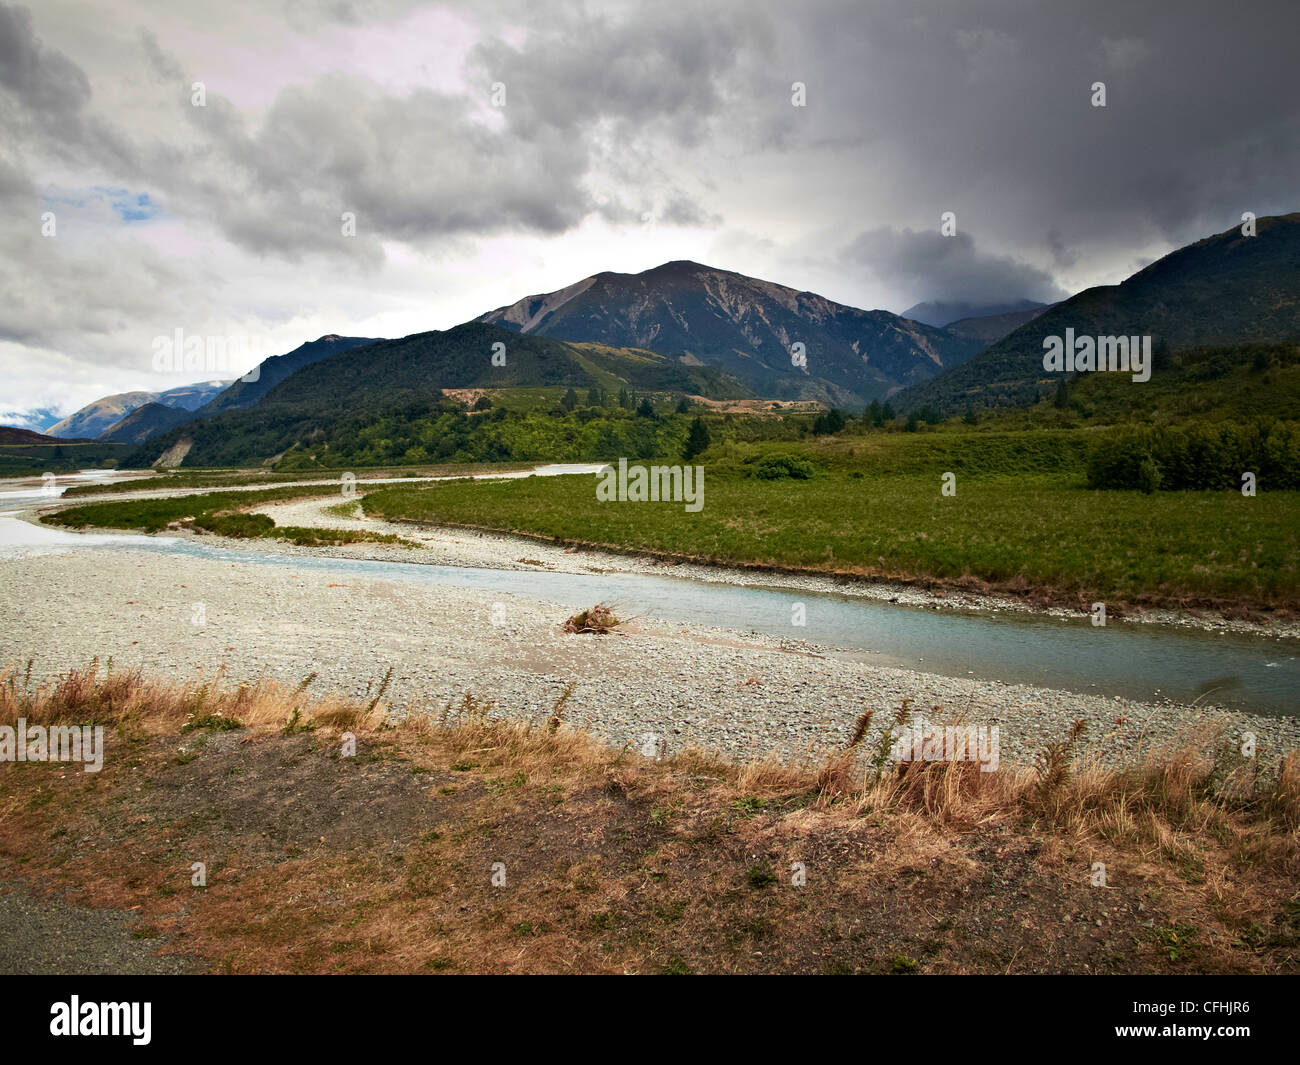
[561,388,578,412]
[812,408,846,435]
[473,395,493,411]
[636,397,655,418]
[683,416,710,460]
[963,404,978,425]
[586,387,602,406]
[617,387,631,410]
[1136,453,1162,494]
[1053,378,1070,409]
[1152,338,1173,372]
[867,399,883,427]
[675,394,691,414]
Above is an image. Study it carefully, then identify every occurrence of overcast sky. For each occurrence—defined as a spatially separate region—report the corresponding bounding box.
[3,0,1298,418]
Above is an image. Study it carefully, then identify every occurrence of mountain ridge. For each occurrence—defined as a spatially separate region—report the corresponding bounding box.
[47,380,230,439]
[478,260,983,404]
[899,213,1300,414]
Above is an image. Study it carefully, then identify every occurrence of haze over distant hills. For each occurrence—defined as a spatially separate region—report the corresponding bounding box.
[942,305,1053,345]
[47,380,230,440]
[478,260,984,405]
[900,213,1300,414]
[901,298,1048,329]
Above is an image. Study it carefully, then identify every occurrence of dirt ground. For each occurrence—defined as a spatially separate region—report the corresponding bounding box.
[3,717,1296,975]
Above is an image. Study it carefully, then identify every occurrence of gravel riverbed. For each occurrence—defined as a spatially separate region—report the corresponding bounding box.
[1,518,1296,768]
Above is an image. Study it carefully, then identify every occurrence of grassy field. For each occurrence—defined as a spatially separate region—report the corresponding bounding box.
[1,663,1296,974]
[44,484,414,548]
[360,431,1300,611]
[39,428,1300,610]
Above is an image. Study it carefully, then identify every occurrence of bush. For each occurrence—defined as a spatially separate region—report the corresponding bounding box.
[749,452,816,480]
[1087,419,1300,490]
[1135,453,1162,494]
[199,511,276,538]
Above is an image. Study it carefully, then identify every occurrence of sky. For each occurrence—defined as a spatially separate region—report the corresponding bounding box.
[2,0,1298,419]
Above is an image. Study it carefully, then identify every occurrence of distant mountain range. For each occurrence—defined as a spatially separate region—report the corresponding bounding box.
[127,322,752,467]
[47,380,230,439]
[478,260,984,405]
[32,214,1300,468]
[943,305,1052,344]
[901,298,1048,329]
[197,335,380,417]
[900,213,1300,414]
[97,401,196,444]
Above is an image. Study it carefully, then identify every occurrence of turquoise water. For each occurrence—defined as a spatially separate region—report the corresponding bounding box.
[84,535,1300,718]
[2,470,1294,717]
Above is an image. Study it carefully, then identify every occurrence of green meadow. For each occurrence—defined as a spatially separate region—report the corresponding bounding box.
[361,431,1299,611]
[44,484,413,548]
[39,427,1300,611]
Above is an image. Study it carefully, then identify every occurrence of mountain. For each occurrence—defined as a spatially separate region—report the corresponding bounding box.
[943,304,1053,345]
[902,299,1048,328]
[98,401,195,444]
[0,426,89,445]
[477,260,983,404]
[198,335,381,416]
[48,380,230,439]
[900,213,1300,415]
[127,322,750,467]
[82,337,384,445]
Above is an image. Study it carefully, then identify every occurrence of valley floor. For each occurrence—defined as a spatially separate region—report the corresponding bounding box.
[2,491,1298,975]
[1,518,1298,766]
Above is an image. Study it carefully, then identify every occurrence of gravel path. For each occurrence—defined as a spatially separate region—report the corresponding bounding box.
[0,877,204,975]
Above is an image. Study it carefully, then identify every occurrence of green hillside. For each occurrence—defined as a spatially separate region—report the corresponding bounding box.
[984,341,1300,429]
[901,214,1300,415]
[127,323,751,467]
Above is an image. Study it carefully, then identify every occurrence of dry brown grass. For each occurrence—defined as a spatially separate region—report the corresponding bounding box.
[2,661,1298,974]
[0,657,378,736]
[4,659,1296,853]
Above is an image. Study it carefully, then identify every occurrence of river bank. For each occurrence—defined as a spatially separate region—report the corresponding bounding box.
[1,542,1297,768]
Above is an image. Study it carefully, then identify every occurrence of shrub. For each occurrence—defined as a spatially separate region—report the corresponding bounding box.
[199,511,275,537]
[1087,419,1300,490]
[1136,453,1162,494]
[749,452,816,480]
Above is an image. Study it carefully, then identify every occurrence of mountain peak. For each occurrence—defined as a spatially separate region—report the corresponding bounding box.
[477,260,982,403]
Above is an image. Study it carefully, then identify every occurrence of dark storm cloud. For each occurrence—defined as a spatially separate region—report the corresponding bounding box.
[843,227,1068,309]
[777,0,1300,274]
[469,5,761,149]
[4,0,1300,412]
[0,2,89,114]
